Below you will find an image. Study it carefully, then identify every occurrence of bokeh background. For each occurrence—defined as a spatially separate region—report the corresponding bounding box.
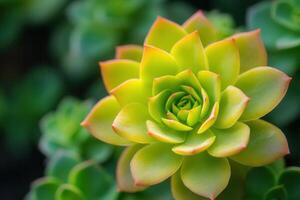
[1,0,299,199]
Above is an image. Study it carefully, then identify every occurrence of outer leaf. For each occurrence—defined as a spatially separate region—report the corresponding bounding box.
[146,120,185,144]
[110,79,147,106]
[100,59,140,92]
[208,122,250,157]
[205,39,240,89]
[145,17,187,52]
[278,167,300,200]
[197,71,221,103]
[171,31,208,73]
[117,145,145,192]
[171,172,208,200]
[69,161,113,200]
[112,103,154,144]
[231,120,289,167]
[81,96,131,146]
[55,184,84,200]
[181,152,230,199]
[182,11,218,46]
[172,129,215,156]
[214,86,249,129]
[131,143,183,186]
[236,67,291,121]
[115,45,143,61]
[231,30,267,72]
[140,45,179,94]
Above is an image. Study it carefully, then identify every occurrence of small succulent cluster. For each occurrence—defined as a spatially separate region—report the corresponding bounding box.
[245,161,300,200]
[26,152,118,200]
[248,0,300,74]
[39,97,113,163]
[82,11,291,199]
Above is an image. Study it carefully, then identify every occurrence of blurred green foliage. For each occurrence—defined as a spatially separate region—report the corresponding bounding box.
[0,0,67,50]
[245,162,300,200]
[50,0,195,82]
[2,67,64,155]
[39,97,113,163]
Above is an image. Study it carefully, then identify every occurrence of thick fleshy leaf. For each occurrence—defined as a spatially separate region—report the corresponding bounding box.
[162,118,193,131]
[171,31,208,73]
[145,17,187,52]
[81,96,131,146]
[244,167,276,199]
[198,102,219,134]
[131,143,183,186]
[115,45,143,61]
[181,152,230,199]
[264,185,287,200]
[205,39,240,89]
[146,120,185,144]
[236,67,291,121]
[148,90,171,123]
[208,122,250,157]
[140,45,179,94]
[182,11,218,46]
[187,106,202,126]
[197,71,221,103]
[46,151,80,182]
[110,79,147,106]
[112,103,154,144]
[278,167,300,200]
[69,161,113,200]
[231,119,289,167]
[231,30,267,72]
[117,145,145,192]
[152,75,181,95]
[214,86,249,129]
[173,130,216,155]
[171,172,208,200]
[176,70,202,93]
[55,184,84,200]
[29,177,61,200]
[100,59,140,92]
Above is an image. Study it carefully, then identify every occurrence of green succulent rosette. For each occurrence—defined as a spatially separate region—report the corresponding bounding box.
[82,12,291,199]
[245,164,300,200]
[39,97,113,163]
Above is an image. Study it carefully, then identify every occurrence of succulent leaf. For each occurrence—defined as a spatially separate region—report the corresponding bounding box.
[236,67,291,121]
[81,96,131,146]
[231,120,289,166]
[100,59,140,92]
[115,45,143,61]
[131,143,183,186]
[171,31,208,73]
[205,39,240,89]
[181,152,230,199]
[117,144,146,192]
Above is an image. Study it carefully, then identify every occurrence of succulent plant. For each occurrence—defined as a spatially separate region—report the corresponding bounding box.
[40,97,113,163]
[248,0,300,74]
[82,11,291,199]
[245,162,300,200]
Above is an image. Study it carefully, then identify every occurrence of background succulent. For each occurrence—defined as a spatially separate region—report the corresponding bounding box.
[82,11,290,200]
[245,161,300,200]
